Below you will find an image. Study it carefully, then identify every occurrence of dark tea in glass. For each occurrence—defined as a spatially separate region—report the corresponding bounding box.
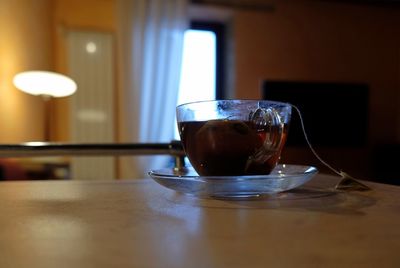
[179,120,288,176]
[176,100,292,176]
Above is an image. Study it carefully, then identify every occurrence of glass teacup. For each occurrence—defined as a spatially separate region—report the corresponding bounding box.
[176,100,292,176]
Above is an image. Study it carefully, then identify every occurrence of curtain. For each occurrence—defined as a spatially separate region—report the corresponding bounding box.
[117,0,188,178]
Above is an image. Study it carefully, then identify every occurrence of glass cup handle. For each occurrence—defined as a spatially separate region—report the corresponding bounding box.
[249,107,284,151]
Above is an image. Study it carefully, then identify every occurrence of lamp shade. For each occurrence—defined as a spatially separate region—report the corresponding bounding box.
[13,71,77,98]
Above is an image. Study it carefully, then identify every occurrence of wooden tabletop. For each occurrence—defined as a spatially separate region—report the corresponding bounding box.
[0,174,399,268]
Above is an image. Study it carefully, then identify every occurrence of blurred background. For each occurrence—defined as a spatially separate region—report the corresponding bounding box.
[0,0,399,183]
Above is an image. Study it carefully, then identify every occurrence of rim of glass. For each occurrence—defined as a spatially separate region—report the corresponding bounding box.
[176,99,292,109]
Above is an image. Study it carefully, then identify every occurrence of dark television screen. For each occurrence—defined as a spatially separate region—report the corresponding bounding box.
[261,80,369,147]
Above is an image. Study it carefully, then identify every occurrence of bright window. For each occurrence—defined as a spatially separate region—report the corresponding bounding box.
[177,29,216,104]
[174,29,217,139]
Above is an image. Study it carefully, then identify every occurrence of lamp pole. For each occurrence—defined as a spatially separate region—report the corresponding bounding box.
[41,94,52,141]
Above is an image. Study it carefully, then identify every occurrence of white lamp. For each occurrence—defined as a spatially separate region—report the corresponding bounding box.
[13,71,77,140]
[13,71,77,98]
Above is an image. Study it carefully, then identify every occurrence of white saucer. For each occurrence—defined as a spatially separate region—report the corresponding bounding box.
[148,164,318,199]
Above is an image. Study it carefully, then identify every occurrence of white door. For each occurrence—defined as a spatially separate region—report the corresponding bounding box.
[67,30,116,180]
